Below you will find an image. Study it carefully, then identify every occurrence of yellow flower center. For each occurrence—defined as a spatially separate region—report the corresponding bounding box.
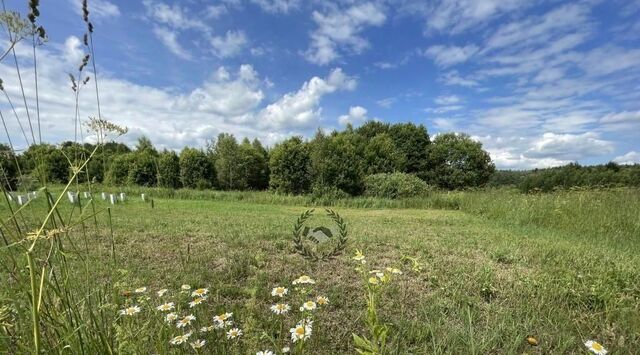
[295,327,305,336]
[592,342,602,351]
[276,287,284,293]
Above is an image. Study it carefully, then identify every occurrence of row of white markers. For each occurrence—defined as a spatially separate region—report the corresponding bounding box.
[7,191,148,206]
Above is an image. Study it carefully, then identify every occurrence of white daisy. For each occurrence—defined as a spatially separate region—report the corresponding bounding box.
[177,314,196,328]
[213,312,233,327]
[134,287,147,293]
[189,297,207,308]
[156,302,175,312]
[119,305,141,316]
[200,325,215,333]
[292,275,315,285]
[271,286,288,297]
[385,267,402,275]
[256,351,274,355]
[282,346,290,353]
[181,284,191,291]
[157,289,168,297]
[584,340,607,355]
[289,320,312,342]
[165,312,178,323]
[191,288,209,297]
[169,332,192,345]
[226,327,242,339]
[352,250,366,263]
[270,303,291,315]
[316,296,329,306]
[302,301,317,311]
[190,339,206,349]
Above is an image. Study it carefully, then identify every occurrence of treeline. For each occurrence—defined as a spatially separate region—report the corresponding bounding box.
[489,162,640,192]
[0,122,496,195]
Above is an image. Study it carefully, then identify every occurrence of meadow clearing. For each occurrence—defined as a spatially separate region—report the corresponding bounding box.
[1,187,639,354]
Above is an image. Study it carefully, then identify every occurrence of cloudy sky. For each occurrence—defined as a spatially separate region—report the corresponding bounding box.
[1,0,639,169]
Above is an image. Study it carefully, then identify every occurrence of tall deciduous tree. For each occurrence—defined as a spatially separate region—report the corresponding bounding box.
[157,150,181,188]
[388,123,431,179]
[179,148,214,189]
[310,130,365,195]
[269,136,311,194]
[426,133,495,189]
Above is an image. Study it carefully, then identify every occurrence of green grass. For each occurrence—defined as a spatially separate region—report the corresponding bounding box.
[1,188,639,353]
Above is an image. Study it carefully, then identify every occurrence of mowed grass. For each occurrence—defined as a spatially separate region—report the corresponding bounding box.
[2,189,639,353]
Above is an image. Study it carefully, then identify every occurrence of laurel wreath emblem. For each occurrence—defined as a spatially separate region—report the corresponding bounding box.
[292,209,348,261]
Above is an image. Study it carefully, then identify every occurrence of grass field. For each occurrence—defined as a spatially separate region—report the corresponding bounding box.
[1,188,639,353]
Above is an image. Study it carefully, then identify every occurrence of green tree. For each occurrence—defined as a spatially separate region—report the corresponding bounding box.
[355,120,390,139]
[0,144,19,190]
[388,123,431,179]
[127,152,157,186]
[237,138,269,190]
[105,153,135,185]
[157,150,181,188]
[310,130,365,195]
[426,133,495,189]
[135,136,158,156]
[179,148,214,189]
[250,138,270,190]
[269,136,311,194]
[213,133,241,190]
[364,133,405,175]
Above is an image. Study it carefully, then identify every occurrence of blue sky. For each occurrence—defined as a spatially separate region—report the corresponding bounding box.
[1,0,639,169]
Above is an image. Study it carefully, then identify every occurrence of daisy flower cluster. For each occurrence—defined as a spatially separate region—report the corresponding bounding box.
[118,284,246,352]
[258,275,330,353]
[351,250,403,286]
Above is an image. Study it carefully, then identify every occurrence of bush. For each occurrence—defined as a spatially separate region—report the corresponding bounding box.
[364,172,431,199]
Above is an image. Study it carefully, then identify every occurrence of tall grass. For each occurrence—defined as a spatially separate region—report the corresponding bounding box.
[89,185,640,248]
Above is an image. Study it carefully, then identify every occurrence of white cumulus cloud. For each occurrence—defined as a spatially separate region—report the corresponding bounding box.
[305,2,386,65]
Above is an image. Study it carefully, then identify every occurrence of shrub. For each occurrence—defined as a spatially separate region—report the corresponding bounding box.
[364,172,430,199]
